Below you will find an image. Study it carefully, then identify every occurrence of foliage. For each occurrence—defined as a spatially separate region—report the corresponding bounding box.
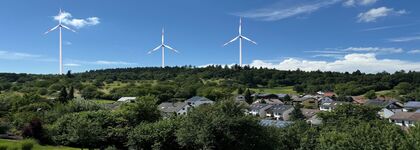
[290,104,305,121]
[364,90,377,99]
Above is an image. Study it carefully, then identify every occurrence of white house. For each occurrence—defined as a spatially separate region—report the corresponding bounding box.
[248,104,273,117]
[185,96,214,107]
[389,112,420,128]
[117,97,137,102]
[265,104,294,120]
[158,102,190,117]
[364,99,403,119]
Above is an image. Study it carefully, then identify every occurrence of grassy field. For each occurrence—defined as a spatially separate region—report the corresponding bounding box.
[0,139,78,150]
[250,86,297,94]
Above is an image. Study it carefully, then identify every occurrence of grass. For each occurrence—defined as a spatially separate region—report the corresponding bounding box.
[0,139,78,150]
[250,86,297,94]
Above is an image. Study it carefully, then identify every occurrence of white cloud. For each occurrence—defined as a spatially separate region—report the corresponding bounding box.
[408,50,420,54]
[250,53,420,73]
[344,47,403,53]
[358,7,407,23]
[94,60,135,65]
[237,0,341,21]
[344,0,378,7]
[0,51,41,60]
[388,36,420,42]
[54,11,100,28]
[64,63,81,67]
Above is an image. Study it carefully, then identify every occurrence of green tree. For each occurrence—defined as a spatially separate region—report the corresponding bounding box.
[283,94,292,104]
[244,89,253,104]
[117,96,161,126]
[67,86,74,100]
[58,87,68,103]
[290,104,305,121]
[394,82,412,95]
[364,90,377,99]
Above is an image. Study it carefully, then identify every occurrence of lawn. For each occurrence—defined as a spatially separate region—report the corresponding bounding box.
[0,139,78,150]
[250,86,297,94]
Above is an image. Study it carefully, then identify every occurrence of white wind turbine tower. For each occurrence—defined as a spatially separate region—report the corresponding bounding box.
[45,9,76,75]
[223,18,257,66]
[148,28,179,68]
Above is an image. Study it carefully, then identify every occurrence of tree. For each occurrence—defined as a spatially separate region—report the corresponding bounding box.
[290,104,305,121]
[117,96,161,126]
[283,94,292,104]
[22,118,47,144]
[67,86,74,100]
[364,90,377,99]
[58,87,68,103]
[176,100,274,150]
[244,89,253,104]
[394,82,412,95]
[237,87,244,95]
[66,70,74,78]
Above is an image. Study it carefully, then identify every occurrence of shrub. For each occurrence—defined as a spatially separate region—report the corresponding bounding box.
[21,139,36,150]
[0,145,8,150]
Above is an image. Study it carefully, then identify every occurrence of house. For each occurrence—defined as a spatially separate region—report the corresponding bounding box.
[294,96,319,109]
[320,101,349,111]
[266,105,294,120]
[323,92,336,98]
[117,97,137,102]
[158,102,190,117]
[257,99,284,105]
[301,108,321,119]
[185,96,214,107]
[365,99,404,119]
[248,104,273,117]
[389,112,420,127]
[403,101,420,112]
[276,94,289,100]
[260,119,293,128]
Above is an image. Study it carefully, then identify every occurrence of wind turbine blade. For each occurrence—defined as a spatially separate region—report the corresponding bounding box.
[44,25,60,34]
[164,45,179,53]
[61,25,76,33]
[148,45,162,54]
[242,36,257,45]
[223,36,239,46]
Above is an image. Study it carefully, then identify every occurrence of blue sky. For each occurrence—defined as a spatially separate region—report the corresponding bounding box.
[1,0,420,74]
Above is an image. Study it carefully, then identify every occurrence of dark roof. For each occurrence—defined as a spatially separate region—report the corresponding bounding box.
[260,120,293,128]
[158,102,187,113]
[320,97,334,104]
[390,112,420,121]
[267,105,293,114]
[249,104,272,111]
[364,99,402,108]
[186,96,212,102]
[404,101,420,109]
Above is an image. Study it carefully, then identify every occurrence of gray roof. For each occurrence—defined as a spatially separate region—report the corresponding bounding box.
[320,97,334,104]
[390,112,420,121]
[260,120,293,128]
[249,104,272,111]
[276,94,288,98]
[404,101,420,109]
[158,102,187,113]
[186,96,212,102]
[365,99,401,108]
[267,105,293,114]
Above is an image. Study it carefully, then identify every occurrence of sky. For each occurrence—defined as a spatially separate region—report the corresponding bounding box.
[1,0,420,74]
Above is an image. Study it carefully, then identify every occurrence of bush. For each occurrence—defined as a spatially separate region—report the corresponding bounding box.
[21,139,36,150]
[0,145,8,150]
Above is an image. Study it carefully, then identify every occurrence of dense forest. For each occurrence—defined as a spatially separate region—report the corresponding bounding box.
[0,66,419,149]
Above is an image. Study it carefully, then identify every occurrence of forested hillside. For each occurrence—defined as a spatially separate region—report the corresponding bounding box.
[1,65,419,102]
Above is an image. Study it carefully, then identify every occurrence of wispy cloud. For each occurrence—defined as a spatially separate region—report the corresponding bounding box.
[343,0,378,7]
[343,47,403,53]
[408,50,420,54]
[250,53,420,73]
[64,59,137,67]
[236,0,341,21]
[358,7,407,23]
[362,22,419,31]
[54,11,100,29]
[388,36,420,42]
[0,51,41,60]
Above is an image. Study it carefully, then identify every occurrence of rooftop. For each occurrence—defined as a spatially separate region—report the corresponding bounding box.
[404,101,420,109]
[186,96,212,102]
[390,112,420,121]
[158,102,188,113]
[267,105,293,113]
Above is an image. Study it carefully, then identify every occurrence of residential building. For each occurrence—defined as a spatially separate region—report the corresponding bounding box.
[248,104,273,117]
[320,101,349,111]
[117,97,136,102]
[403,101,420,112]
[185,96,214,107]
[389,112,420,127]
[158,102,190,117]
[266,104,294,120]
[365,99,404,119]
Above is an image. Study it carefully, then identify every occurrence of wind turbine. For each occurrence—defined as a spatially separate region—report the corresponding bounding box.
[223,18,257,66]
[148,28,179,68]
[45,9,76,75]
